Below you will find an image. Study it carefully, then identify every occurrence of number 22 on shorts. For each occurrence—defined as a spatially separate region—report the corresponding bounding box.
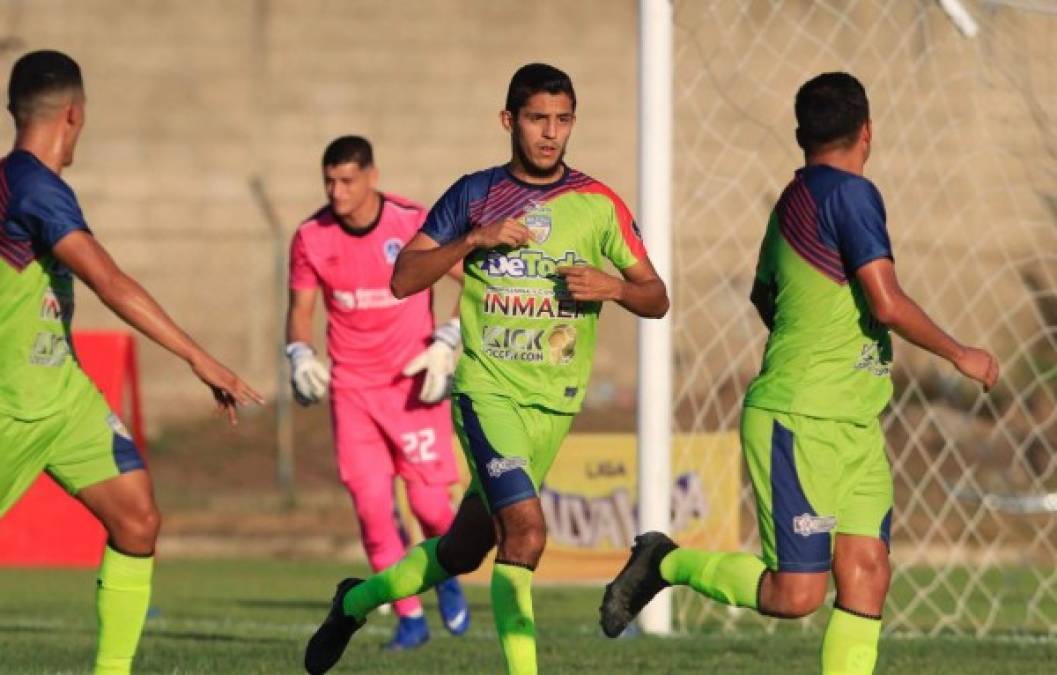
[400,428,437,464]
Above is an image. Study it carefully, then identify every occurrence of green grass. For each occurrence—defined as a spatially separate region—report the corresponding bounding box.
[1,559,1056,674]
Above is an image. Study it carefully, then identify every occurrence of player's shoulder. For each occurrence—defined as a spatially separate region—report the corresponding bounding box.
[801,164,882,208]
[382,192,426,214]
[3,150,77,205]
[295,205,337,234]
[565,168,629,207]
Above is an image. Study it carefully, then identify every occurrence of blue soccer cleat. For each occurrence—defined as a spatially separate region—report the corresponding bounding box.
[384,614,430,651]
[435,577,470,636]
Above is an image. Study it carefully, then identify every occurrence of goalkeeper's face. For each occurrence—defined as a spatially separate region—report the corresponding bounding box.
[323,161,378,223]
[504,92,575,179]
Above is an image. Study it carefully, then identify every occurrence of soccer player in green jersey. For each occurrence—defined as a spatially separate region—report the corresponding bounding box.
[0,51,262,674]
[304,63,669,675]
[599,72,999,674]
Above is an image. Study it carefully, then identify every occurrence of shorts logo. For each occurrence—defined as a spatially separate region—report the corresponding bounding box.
[107,413,132,440]
[383,238,403,265]
[523,201,552,243]
[854,342,890,377]
[486,456,528,478]
[792,513,837,537]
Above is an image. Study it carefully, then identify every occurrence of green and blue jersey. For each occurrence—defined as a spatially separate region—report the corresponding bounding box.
[422,165,647,414]
[745,164,894,423]
[0,150,90,420]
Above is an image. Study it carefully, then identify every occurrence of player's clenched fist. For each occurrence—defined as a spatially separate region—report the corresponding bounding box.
[953,346,1000,392]
[467,217,533,249]
[557,265,624,302]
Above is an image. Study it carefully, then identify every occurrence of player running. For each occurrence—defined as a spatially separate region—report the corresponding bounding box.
[599,72,999,674]
[286,136,470,650]
[0,50,262,675]
[303,63,669,674]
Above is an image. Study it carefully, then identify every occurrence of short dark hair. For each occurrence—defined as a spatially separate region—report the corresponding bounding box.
[505,63,576,115]
[322,135,373,168]
[7,50,83,126]
[794,72,869,155]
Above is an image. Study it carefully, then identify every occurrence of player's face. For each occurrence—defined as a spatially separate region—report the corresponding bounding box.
[503,92,575,180]
[323,161,377,220]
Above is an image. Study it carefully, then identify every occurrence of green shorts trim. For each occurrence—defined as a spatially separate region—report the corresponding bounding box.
[0,370,145,517]
[452,392,573,513]
[741,406,893,573]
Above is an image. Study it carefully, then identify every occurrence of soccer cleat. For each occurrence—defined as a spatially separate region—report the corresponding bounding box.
[384,614,430,651]
[435,577,471,636]
[304,578,366,674]
[599,531,679,638]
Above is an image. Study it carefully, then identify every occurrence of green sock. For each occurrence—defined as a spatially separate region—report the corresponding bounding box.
[491,562,536,675]
[821,606,882,675]
[659,549,765,609]
[94,546,153,675]
[343,537,450,620]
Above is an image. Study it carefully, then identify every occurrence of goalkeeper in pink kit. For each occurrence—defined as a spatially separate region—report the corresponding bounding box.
[285,136,469,650]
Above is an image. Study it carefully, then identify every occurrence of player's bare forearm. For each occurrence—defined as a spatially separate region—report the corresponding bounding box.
[615,277,669,318]
[54,231,264,416]
[857,257,998,389]
[392,235,475,299]
[557,258,669,319]
[286,289,317,345]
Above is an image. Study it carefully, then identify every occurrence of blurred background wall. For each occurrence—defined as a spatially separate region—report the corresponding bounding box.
[0,0,640,432]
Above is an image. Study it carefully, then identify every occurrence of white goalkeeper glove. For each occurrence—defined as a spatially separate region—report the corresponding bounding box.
[402,318,461,404]
[285,342,330,406]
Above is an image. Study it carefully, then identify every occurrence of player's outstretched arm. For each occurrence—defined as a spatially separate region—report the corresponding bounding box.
[52,231,265,423]
[856,257,999,391]
[557,257,669,319]
[391,218,532,298]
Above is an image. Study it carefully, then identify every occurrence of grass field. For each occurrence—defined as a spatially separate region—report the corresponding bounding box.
[2,559,1056,674]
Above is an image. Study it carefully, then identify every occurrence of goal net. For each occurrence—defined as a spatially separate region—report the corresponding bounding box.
[670,0,1057,637]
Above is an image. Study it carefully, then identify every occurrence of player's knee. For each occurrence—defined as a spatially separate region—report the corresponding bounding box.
[107,503,161,553]
[497,521,546,568]
[768,575,827,618]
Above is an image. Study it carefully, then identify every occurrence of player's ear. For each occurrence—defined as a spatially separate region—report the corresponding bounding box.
[862,120,872,146]
[367,165,379,189]
[499,109,514,133]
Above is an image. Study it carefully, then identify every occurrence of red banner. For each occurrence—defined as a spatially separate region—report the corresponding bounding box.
[0,331,145,567]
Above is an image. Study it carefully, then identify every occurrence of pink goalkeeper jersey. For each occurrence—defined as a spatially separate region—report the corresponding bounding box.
[289,193,435,390]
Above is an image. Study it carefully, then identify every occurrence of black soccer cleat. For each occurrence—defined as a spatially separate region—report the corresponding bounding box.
[304,577,366,674]
[599,531,679,638]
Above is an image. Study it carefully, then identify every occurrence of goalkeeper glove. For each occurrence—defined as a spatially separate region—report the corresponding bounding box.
[402,318,461,404]
[285,342,330,406]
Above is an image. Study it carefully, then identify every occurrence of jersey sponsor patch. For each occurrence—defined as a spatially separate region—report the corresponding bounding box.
[480,249,586,279]
[29,332,69,367]
[483,286,590,320]
[854,342,891,377]
[332,287,404,311]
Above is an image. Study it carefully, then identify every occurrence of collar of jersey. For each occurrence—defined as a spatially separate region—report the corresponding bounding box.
[502,163,569,191]
[333,193,385,238]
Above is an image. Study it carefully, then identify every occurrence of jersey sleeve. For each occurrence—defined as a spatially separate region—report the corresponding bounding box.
[599,191,647,270]
[420,176,471,245]
[288,229,320,290]
[10,173,90,251]
[829,178,892,273]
